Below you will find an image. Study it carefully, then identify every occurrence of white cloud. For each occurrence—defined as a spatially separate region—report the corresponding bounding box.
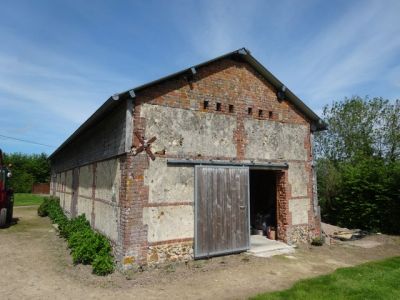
[1,0,399,153]
[285,0,400,103]
[0,33,137,124]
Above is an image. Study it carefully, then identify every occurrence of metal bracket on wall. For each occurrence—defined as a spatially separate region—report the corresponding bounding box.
[167,159,288,170]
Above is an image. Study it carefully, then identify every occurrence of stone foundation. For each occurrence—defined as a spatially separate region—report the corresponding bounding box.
[286,225,312,245]
[147,242,194,266]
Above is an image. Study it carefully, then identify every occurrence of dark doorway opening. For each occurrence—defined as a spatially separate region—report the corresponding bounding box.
[249,170,277,239]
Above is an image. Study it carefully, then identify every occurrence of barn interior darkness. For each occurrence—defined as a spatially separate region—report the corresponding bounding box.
[250,170,277,238]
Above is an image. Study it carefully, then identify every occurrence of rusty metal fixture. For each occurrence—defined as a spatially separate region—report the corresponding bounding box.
[132,132,157,161]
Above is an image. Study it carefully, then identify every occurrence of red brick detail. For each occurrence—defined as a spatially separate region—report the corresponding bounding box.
[139,58,310,125]
[117,57,319,263]
[119,100,151,265]
[234,114,247,160]
[276,170,291,242]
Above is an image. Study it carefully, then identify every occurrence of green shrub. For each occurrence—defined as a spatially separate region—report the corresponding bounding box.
[311,237,324,246]
[69,229,111,265]
[37,197,114,275]
[37,197,51,217]
[318,158,400,234]
[59,214,90,239]
[92,253,114,275]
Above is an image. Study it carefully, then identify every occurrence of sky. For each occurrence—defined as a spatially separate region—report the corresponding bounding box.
[0,0,399,154]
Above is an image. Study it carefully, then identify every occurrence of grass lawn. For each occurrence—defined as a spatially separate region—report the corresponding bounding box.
[251,256,400,300]
[14,193,45,206]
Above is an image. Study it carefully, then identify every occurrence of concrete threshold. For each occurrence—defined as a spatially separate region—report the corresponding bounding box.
[247,235,295,258]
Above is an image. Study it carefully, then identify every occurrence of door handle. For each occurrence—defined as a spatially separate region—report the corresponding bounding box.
[239,206,246,209]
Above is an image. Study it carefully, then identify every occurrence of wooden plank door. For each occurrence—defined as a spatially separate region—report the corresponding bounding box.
[195,166,250,258]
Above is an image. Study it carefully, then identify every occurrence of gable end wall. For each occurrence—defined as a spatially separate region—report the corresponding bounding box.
[120,58,320,267]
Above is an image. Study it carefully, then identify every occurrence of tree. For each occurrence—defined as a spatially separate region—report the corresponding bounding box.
[3,152,50,193]
[314,97,399,162]
[314,96,400,233]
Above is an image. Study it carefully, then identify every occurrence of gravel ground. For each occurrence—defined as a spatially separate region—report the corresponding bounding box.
[1,206,399,300]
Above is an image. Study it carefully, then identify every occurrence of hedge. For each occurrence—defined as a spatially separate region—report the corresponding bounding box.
[38,197,114,275]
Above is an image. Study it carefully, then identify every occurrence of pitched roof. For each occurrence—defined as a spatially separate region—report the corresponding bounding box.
[50,48,326,159]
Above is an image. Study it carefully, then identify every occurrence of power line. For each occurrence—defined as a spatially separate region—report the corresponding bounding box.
[0,134,55,148]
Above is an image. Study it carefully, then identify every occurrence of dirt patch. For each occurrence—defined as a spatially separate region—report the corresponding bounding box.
[1,207,399,300]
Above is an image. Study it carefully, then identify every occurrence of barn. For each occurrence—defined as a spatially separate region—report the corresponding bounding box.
[49,48,326,268]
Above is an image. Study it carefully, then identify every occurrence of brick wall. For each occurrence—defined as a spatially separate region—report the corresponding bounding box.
[118,57,319,266]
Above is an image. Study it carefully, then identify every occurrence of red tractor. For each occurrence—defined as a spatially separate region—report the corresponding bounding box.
[0,149,13,227]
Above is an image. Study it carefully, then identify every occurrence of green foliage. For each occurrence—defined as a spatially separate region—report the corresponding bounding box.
[92,253,114,276]
[69,228,112,264]
[315,96,400,234]
[37,197,114,275]
[59,214,90,239]
[251,256,400,299]
[314,97,399,162]
[311,237,324,246]
[4,152,50,193]
[38,196,58,217]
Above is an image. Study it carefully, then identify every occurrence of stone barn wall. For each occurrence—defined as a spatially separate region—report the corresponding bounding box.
[51,157,124,255]
[51,54,322,268]
[121,57,320,267]
[50,100,130,258]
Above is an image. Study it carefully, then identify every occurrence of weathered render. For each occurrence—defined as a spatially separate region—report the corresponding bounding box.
[50,48,325,268]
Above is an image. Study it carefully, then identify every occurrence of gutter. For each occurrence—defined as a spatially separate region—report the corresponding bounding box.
[49,96,125,159]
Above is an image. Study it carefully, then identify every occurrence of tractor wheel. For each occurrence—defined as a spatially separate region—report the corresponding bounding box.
[6,203,13,224]
[0,208,7,227]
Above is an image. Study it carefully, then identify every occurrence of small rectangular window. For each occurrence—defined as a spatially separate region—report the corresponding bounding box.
[229,104,234,113]
[248,107,252,115]
[203,101,209,109]
[258,110,263,117]
[216,102,221,111]
[269,111,273,118]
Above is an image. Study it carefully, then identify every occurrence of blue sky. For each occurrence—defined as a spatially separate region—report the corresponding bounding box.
[1,0,399,154]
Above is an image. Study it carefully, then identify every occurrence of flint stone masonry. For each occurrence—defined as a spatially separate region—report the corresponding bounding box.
[288,162,309,197]
[143,205,194,243]
[289,198,310,225]
[93,200,119,242]
[147,242,194,265]
[78,165,92,198]
[76,165,92,221]
[141,103,237,157]
[287,225,310,245]
[53,157,122,248]
[244,119,308,161]
[63,170,72,215]
[50,51,323,267]
[96,159,121,204]
[77,196,92,222]
[144,158,194,203]
[65,170,73,194]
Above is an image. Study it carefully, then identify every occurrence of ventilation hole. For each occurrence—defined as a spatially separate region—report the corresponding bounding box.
[203,101,209,109]
[229,104,234,113]
[248,107,252,115]
[258,110,263,117]
[269,111,273,118]
[216,102,221,111]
